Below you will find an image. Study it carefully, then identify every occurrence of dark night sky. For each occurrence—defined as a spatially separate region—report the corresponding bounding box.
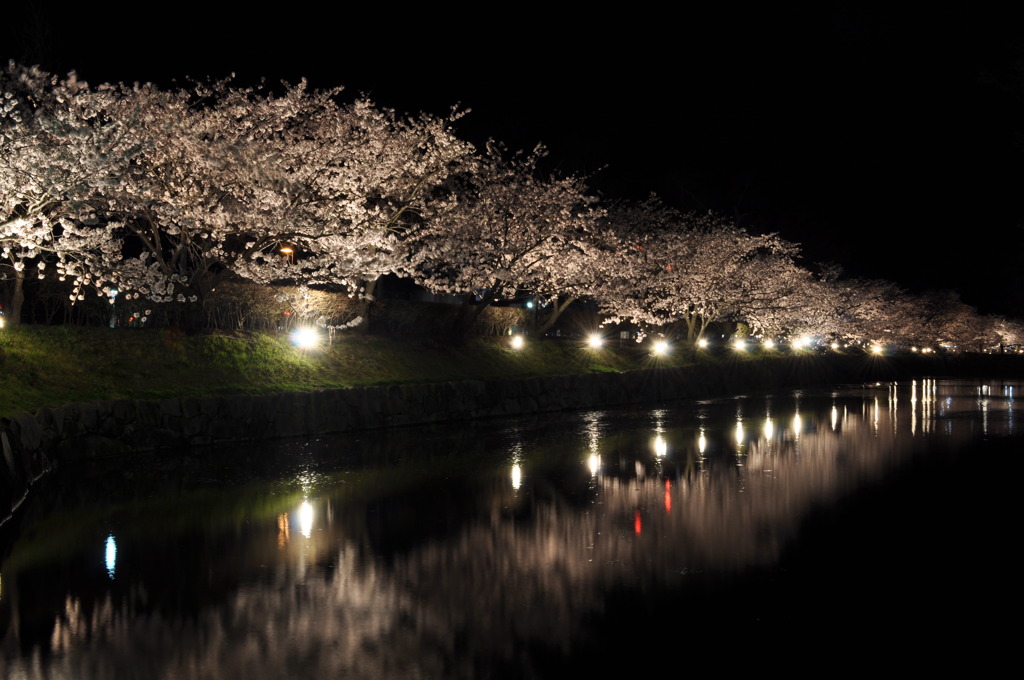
[6,3,1024,317]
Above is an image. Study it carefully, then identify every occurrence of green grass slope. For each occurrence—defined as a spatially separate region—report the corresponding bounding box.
[0,326,695,417]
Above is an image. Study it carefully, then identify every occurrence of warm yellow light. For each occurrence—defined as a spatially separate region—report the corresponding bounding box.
[697,338,709,349]
[733,338,746,352]
[299,500,314,538]
[511,335,525,349]
[871,344,884,355]
[587,333,603,349]
[653,340,669,355]
[763,338,775,349]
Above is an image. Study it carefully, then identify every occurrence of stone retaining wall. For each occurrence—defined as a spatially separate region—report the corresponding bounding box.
[3,352,1020,524]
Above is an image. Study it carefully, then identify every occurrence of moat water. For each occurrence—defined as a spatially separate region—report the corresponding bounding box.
[0,378,1019,678]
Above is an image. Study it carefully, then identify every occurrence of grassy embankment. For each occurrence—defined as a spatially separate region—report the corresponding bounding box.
[0,325,706,418]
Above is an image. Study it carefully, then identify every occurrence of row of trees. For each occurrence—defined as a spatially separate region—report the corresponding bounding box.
[2,61,1021,351]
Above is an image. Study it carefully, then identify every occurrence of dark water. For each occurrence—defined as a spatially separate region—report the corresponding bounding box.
[0,378,1020,678]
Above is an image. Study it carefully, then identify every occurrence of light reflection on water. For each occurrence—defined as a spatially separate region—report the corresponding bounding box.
[0,378,1020,678]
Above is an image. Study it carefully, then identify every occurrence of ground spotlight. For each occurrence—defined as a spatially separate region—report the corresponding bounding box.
[511,335,525,350]
[587,333,603,349]
[652,340,669,356]
[290,327,320,349]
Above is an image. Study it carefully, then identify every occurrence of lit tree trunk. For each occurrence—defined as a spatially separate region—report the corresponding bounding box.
[352,276,378,334]
[6,265,24,327]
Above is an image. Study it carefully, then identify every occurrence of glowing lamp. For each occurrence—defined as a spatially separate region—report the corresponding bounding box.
[290,327,320,349]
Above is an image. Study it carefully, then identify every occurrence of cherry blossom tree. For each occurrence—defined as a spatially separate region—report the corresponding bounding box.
[85,77,474,330]
[987,315,1024,351]
[593,197,807,346]
[411,142,607,337]
[0,62,134,324]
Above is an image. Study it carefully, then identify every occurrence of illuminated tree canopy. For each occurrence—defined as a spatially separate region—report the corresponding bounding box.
[0,60,1016,351]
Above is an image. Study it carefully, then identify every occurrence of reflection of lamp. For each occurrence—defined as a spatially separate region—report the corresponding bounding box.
[280,246,295,264]
[299,500,313,538]
[105,535,117,579]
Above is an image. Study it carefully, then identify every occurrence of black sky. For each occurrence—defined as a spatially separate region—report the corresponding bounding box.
[6,3,1024,317]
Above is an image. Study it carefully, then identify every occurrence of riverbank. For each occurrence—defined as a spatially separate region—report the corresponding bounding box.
[3,324,1024,525]
[0,325,692,418]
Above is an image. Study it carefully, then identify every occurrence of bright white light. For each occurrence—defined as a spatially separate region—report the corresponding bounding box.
[698,430,707,454]
[830,342,839,350]
[653,435,667,457]
[794,335,811,349]
[733,338,746,352]
[511,335,525,349]
[652,340,669,355]
[587,334,603,349]
[290,327,320,349]
[0,317,4,329]
[105,534,117,579]
[511,463,522,489]
[871,344,884,355]
[763,417,774,439]
[763,339,775,349]
[299,500,314,538]
[697,338,709,349]
[588,454,600,476]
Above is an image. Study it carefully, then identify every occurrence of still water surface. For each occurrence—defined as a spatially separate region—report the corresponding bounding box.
[0,378,1020,678]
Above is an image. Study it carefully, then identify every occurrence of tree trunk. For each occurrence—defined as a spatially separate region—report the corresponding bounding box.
[6,267,24,327]
[536,296,577,336]
[353,277,379,334]
[450,296,491,340]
